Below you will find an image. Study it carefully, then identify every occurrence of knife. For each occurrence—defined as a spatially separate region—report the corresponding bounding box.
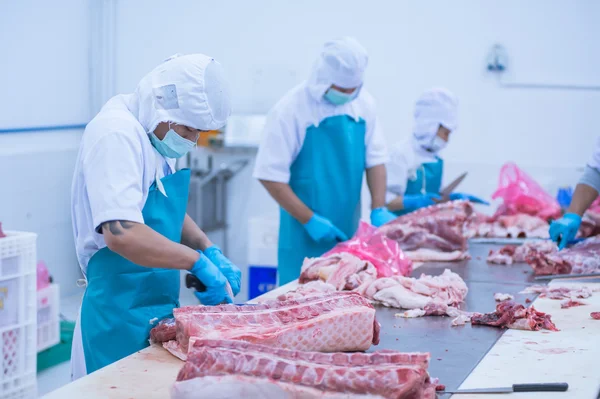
[439,172,468,200]
[441,382,568,394]
[534,272,600,281]
[185,274,234,305]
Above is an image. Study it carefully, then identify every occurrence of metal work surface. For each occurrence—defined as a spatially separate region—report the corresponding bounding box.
[369,243,538,392]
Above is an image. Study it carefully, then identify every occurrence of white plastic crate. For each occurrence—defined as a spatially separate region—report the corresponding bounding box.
[36,284,59,353]
[0,231,37,399]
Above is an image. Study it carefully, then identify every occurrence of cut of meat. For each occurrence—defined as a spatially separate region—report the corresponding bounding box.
[404,249,469,262]
[275,280,337,301]
[471,301,558,331]
[366,269,468,317]
[487,241,557,266]
[377,201,473,262]
[300,253,378,291]
[173,292,380,355]
[525,236,600,275]
[172,339,438,399]
[468,213,549,239]
[560,299,586,309]
[580,210,600,238]
[494,293,514,302]
[591,312,600,320]
[150,317,177,343]
[520,285,595,300]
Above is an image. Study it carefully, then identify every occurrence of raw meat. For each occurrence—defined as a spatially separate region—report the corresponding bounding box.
[325,221,413,277]
[300,253,378,291]
[579,210,600,238]
[377,201,473,262]
[451,313,472,326]
[494,293,514,302]
[560,299,586,309]
[471,301,558,331]
[525,236,600,275]
[365,269,468,317]
[487,241,557,265]
[591,312,600,320]
[172,339,438,399]
[150,318,177,343]
[172,292,380,355]
[276,280,337,301]
[520,285,595,300]
[468,214,550,239]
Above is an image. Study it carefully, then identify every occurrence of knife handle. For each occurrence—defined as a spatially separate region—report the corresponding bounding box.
[185,273,207,292]
[513,383,568,392]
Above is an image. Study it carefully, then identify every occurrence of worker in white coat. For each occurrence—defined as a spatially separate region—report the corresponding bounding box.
[253,37,396,285]
[70,54,241,379]
[385,88,487,216]
[550,137,600,249]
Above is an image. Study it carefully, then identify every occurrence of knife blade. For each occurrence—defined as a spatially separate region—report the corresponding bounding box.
[534,272,600,281]
[439,172,468,200]
[441,382,568,394]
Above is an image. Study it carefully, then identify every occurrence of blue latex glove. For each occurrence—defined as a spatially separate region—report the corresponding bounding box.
[190,252,233,305]
[203,245,241,296]
[449,192,490,205]
[549,213,582,250]
[403,193,441,210]
[370,207,397,227]
[303,214,349,243]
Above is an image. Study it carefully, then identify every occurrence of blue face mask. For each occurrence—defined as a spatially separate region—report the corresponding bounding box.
[149,129,197,158]
[324,88,357,105]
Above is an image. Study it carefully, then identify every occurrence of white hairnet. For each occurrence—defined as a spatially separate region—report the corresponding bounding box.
[134,54,232,133]
[306,37,369,101]
[412,88,458,145]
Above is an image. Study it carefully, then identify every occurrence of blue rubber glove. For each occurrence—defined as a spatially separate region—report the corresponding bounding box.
[403,193,441,210]
[449,192,490,205]
[190,252,233,305]
[549,213,582,250]
[303,214,349,243]
[203,245,241,296]
[370,207,397,227]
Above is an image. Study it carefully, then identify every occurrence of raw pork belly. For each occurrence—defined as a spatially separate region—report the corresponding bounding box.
[377,201,473,261]
[173,292,380,355]
[487,240,557,265]
[300,253,378,291]
[171,339,438,399]
[520,285,596,300]
[467,213,549,239]
[525,236,600,275]
[471,301,558,331]
[365,269,468,317]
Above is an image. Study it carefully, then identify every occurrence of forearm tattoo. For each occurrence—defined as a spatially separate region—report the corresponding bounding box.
[102,220,136,236]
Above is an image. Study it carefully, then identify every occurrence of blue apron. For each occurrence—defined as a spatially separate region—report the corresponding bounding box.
[277,115,366,285]
[393,157,444,217]
[80,168,190,374]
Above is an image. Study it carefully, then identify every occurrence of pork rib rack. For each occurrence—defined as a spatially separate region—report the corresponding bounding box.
[171,339,438,399]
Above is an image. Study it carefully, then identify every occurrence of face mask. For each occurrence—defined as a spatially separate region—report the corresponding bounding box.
[423,136,447,153]
[324,88,357,105]
[149,129,196,158]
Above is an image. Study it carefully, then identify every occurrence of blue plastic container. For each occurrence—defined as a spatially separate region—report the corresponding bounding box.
[248,265,277,300]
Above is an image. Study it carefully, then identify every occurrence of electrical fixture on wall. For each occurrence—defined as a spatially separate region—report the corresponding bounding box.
[486,44,508,72]
[485,43,600,91]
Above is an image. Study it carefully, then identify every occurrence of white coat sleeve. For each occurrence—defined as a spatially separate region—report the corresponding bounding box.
[83,132,145,232]
[365,115,388,168]
[253,109,299,183]
[587,136,600,171]
[385,145,410,204]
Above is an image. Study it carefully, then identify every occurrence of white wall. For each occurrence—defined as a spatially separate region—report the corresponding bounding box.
[110,0,600,300]
[0,0,91,296]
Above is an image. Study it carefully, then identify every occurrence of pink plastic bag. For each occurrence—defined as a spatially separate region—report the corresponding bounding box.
[492,163,561,220]
[324,221,413,277]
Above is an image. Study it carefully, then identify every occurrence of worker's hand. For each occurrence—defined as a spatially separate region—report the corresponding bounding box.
[190,253,233,305]
[549,213,582,250]
[403,193,441,210]
[303,214,349,243]
[370,207,397,227]
[449,192,490,205]
[203,245,241,296]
